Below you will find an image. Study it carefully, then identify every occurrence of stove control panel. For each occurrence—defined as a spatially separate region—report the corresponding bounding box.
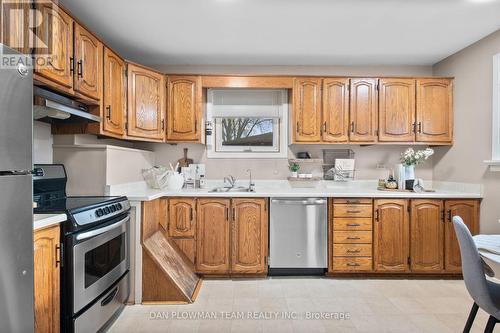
[73,200,130,226]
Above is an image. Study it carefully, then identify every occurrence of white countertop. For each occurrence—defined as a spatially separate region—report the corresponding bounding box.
[34,213,67,231]
[107,180,483,202]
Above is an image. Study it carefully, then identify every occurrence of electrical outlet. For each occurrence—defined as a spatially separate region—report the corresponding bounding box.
[376,163,386,169]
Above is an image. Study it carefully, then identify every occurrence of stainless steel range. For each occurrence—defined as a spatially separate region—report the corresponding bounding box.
[34,164,130,333]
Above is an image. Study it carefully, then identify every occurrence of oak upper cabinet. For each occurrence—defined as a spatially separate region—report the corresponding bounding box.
[168,198,196,238]
[34,225,60,333]
[444,200,479,272]
[74,23,102,100]
[102,47,126,137]
[416,79,453,143]
[349,79,378,143]
[232,198,268,274]
[374,199,409,272]
[410,200,444,272]
[196,198,231,274]
[127,63,165,141]
[378,79,416,142]
[166,75,202,142]
[293,77,322,143]
[322,78,350,143]
[34,1,74,91]
[1,0,31,54]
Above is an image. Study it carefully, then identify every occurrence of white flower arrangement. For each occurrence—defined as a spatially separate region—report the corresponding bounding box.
[400,148,434,166]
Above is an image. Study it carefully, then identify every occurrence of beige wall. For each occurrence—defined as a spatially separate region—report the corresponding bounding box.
[33,122,53,164]
[433,29,500,233]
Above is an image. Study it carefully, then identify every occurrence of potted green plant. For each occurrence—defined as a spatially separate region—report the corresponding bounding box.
[289,162,300,178]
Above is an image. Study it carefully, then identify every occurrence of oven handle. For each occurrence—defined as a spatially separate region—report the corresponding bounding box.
[76,215,129,241]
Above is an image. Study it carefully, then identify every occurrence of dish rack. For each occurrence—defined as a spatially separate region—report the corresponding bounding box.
[322,149,356,181]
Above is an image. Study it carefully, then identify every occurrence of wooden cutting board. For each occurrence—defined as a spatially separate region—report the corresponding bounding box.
[177,148,193,170]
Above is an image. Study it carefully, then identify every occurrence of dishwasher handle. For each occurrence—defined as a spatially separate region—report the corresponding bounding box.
[271,198,326,205]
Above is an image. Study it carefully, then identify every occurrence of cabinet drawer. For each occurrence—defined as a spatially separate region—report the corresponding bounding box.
[333,205,373,218]
[333,231,372,244]
[333,218,372,231]
[332,257,372,271]
[333,198,372,205]
[333,244,372,257]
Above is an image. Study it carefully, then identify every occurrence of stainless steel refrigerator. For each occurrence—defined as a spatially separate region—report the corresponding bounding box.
[0,44,34,332]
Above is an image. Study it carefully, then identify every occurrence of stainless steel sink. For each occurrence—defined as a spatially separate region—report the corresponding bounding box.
[209,186,253,193]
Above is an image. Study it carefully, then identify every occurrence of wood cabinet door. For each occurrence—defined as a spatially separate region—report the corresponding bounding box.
[74,23,102,100]
[196,198,231,273]
[231,198,268,274]
[168,198,196,238]
[322,78,349,142]
[410,200,444,272]
[103,47,126,137]
[349,79,378,143]
[34,2,74,89]
[379,78,416,142]
[374,199,409,272]
[444,200,479,272]
[167,75,202,142]
[1,0,31,54]
[34,225,60,333]
[416,79,453,143]
[293,77,322,143]
[127,63,165,141]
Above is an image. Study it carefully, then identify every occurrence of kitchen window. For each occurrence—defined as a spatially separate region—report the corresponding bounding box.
[486,53,500,171]
[207,89,288,158]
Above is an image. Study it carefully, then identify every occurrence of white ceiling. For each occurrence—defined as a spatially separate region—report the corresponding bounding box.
[60,0,500,66]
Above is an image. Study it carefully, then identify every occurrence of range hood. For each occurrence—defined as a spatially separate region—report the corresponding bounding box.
[33,86,100,123]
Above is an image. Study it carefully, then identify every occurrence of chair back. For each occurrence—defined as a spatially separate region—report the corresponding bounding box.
[453,216,498,315]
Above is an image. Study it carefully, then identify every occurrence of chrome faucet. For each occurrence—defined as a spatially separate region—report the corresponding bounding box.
[223,175,236,188]
[247,169,255,192]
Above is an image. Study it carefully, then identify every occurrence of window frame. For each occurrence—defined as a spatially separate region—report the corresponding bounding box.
[206,89,289,159]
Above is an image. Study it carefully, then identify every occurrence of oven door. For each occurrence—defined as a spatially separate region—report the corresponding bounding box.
[72,214,129,314]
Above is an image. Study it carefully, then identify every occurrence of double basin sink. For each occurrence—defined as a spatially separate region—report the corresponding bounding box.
[209,186,254,193]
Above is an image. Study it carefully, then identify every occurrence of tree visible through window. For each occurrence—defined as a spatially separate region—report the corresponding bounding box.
[221,118,274,147]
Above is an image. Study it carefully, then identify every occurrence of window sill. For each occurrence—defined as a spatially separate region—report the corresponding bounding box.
[484,160,500,171]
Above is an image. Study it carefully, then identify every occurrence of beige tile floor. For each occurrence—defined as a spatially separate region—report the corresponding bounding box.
[109,278,500,333]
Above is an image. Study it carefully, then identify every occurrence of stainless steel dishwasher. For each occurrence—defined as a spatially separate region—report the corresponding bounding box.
[269,197,327,274]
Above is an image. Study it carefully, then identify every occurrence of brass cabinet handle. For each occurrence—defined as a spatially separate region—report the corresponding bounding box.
[418,122,422,133]
[412,122,417,133]
[190,207,193,222]
[225,207,229,220]
[347,263,360,267]
[70,57,75,74]
[346,223,361,227]
[346,200,360,204]
[351,121,355,133]
[448,210,452,222]
[346,249,361,253]
[347,236,361,240]
[55,244,61,268]
[375,209,379,221]
[347,210,361,214]
[161,119,165,131]
[232,207,236,222]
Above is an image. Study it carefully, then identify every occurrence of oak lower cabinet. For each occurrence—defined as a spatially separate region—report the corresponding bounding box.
[373,199,410,272]
[196,198,268,275]
[444,200,479,272]
[231,199,268,274]
[410,200,444,272]
[166,76,202,142]
[167,198,197,238]
[292,77,322,143]
[34,225,61,333]
[102,47,126,137]
[126,63,166,141]
[196,198,231,273]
